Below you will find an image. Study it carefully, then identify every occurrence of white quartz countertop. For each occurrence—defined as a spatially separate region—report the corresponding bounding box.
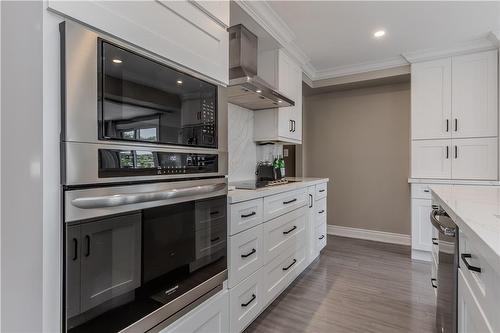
[228,177,329,204]
[430,185,500,274]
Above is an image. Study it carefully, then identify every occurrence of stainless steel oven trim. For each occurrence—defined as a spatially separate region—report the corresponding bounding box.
[121,269,227,333]
[60,20,228,152]
[63,141,228,185]
[65,178,227,222]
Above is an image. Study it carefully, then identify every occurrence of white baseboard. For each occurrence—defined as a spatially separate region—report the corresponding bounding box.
[327,225,411,246]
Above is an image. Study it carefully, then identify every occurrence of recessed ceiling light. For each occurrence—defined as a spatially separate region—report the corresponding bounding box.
[374,30,386,38]
[278,100,282,103]
[112,59,123,64]
[256,89,262,93]
[176,80,183,85]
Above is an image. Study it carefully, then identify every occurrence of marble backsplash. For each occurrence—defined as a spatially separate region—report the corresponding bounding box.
[228,103,282,182]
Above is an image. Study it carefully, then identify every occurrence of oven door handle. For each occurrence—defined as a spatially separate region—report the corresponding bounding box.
[430,208,455,237]
[71,183,226,209]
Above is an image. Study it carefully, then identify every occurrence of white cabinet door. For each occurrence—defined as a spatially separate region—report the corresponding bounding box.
[452,50,498,139]
[277,50,302,142]
[411,58,452,140]
[451,137,498,180]
[411,140,452,178]
[160,290,229,333]
[458,269,494,333]
[229,269,264,333]
[411,198,433,252]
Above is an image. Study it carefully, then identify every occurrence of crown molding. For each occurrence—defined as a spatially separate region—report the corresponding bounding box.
[487,31,500,47]
[402,36,496,63]
[312,57,409,81]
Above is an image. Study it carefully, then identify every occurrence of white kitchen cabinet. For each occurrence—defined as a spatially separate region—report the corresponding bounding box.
[47,0,229,84]
[159,290,229,333]
[411,58,452,140]
[263,188,307,221]
[229,269,264,333]
[410,196,433,262]
[411,139,452,179]
[254,49,303,144]
[452,50,498,139]
[451,137,498,180]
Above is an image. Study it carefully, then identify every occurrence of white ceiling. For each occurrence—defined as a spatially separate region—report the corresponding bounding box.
[267,1,500,79]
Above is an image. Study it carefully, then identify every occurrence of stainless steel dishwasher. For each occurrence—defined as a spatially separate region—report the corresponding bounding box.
[430,206,458,333]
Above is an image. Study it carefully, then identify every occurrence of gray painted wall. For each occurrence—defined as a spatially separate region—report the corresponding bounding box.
[303,83,411,235]
[1,2,44,331]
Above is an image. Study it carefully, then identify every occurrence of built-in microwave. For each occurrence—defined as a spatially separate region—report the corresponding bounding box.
[60,21,227,186]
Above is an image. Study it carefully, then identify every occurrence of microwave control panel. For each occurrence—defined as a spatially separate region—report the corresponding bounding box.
[98,149,218,178]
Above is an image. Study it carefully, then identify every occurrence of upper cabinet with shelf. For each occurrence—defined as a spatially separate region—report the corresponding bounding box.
[411,49,499,180]
[254,49,303,144]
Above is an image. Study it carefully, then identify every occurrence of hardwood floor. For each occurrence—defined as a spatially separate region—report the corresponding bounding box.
[244,235,436,333]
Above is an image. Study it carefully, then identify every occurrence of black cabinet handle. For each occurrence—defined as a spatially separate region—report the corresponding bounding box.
[241,294,256,307]
[454,145,458,159]
[210,236,221,243]
[283,226,297,235]
[431,278,437,289]
[319,189,325,193]
[309,194,313,208]
[424,189,430,193]
[446,119,449,132]
[461,253,481,273]
[282,259,297,271]
[72,238,78,261]
[85,235,90,257]
[318,210,325,214]
[446,146,449,159]
[318,235,325,240]
[241,248,256,258]
[241,211,256,218]
[289,120,293,132]
[454,118,458,132]
[432,238,438,245]
[210,211,219,216]
[283,198,297,205]
[292,120,296,132]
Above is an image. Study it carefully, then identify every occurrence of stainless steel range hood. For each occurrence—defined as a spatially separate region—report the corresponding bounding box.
[227,24,294,110]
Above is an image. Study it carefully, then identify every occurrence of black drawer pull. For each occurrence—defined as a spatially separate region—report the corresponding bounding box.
[319,189,325,193]
[318,210,325,214]
[210,211,220,215]
[283,198,297,205]
[431,278,437,289]
[432,238,438,245]
[283,226,297,235]
[282,259,297,271]
[241,294,256,307]
[309,194,313,208]
[461,253,481,273]
[318,235,325,240]
[241,211,256,218]
[210,236,221,243]
[241,248,256,258]
[72,238,78,261]
[85,235,91,257]
[423,189,430,193]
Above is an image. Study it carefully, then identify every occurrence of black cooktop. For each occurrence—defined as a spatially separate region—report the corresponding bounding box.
[231,179,290,190]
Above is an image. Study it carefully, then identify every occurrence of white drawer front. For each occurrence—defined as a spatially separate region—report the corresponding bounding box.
[411,184,432,199]
[263,188,307,221]
[229,269,264,333]
[263,206,307,264]
[315,182,327,200]
[315,198,327,225]
[228,224,264,288]
[315,221,327,253]
[459,231,500,332]
[263,240,306,305]
[229,198,264,236]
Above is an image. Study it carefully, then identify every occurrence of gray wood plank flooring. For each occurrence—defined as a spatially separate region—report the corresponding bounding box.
[244,235,436,333]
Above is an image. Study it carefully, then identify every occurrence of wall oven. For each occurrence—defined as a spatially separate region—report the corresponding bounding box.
[60,21,228,333]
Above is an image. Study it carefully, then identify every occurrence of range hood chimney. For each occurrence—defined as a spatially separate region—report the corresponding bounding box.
[227,24,294,110]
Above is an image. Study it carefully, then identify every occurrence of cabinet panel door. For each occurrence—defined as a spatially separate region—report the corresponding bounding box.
[451,137,498,180]
[80,213,141,312]
[411,140,452,178]
[411,198,433,252]
[66,225,81,318]
[411,58,452,140]
[452,50,498,138]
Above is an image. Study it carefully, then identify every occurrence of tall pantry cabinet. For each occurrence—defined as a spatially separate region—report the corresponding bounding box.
[410,49,499,260]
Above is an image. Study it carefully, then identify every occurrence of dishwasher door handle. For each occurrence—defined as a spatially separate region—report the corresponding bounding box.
[430,209,455,237]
